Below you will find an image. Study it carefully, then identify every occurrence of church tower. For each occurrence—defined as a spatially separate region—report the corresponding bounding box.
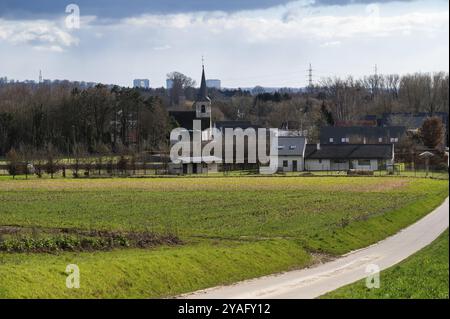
[195,65,211,119]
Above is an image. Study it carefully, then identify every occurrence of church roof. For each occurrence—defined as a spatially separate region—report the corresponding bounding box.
[196,66,211,103]
[169,111,210,131]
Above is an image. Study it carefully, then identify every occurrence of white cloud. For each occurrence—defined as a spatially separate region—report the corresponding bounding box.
[320,40,341,47]
[153,44,172,50]
[33,45,64,52]
[0,0,447,87]
[116,4,448,43]
[0,18,79,52]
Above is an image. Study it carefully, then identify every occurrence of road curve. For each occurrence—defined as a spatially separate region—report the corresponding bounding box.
[183,197,449,299]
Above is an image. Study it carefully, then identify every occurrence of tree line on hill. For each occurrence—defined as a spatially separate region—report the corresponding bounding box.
[0,71,448,159]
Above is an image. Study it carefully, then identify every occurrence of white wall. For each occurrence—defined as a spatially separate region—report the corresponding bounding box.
[351,159,378,171]
[330,160,350,171]
[305,159,331,171]
[277,156,304,172]
[303,158,388,171]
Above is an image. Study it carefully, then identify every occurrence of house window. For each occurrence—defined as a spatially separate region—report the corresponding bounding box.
[283,160,288,167]
[329,138,334,143]
[358,159,371,166]
[341,137,349,143]
[378,137,383,143]
[201,105,206,113]
[278,146,284,150]
[390,137,399,143]
[289,145,297,150]
[318,159,322,164]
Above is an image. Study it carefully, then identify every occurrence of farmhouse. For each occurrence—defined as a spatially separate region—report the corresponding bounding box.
[276,136,307,172]
[304,144,394,171]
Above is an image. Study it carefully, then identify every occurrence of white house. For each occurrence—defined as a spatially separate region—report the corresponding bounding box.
[304,144,395,171]
[275,136,307,172]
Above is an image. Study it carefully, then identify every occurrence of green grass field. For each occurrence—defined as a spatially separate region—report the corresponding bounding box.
[322,229,449,299]
[0,176,448,298]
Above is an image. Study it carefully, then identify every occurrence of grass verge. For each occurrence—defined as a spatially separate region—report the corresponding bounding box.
[0,239,311,298]
[321,229,449,299]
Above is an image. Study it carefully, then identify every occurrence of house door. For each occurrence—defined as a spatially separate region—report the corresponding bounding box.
[182,164,188,174]
[292,160,298,171]
[193,164,198,174]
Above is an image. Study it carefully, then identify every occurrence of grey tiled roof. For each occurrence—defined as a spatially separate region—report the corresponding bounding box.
[305,144,393,160]
[320,126,406,144]
[169,111,210,131]
[277,136,306,156]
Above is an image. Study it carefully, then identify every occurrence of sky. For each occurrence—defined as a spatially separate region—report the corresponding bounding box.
[0,0,448,88]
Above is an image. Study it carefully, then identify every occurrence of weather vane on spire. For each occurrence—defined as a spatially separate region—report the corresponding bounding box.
[202,55,205,68]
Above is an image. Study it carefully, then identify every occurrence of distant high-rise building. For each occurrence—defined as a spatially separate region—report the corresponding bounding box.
[206,79,221,89]
[166,79,174,90]
[133,79,150,89]
[0,76,7,84]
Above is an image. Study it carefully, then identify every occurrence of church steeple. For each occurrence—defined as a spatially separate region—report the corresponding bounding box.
[197,65,210,103]
[195,63,211,121]
[194,62,212,140]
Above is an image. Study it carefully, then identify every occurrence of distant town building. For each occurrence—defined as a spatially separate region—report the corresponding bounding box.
[206,79,221,89]
[133,79,150,89]
[0,77,7,84]
[166,79,174,90]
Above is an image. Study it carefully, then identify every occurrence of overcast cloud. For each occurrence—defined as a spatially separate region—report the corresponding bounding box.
[0,0,448,88]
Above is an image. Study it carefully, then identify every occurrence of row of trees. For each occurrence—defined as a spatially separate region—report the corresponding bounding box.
[317,72,449,121]
[0,83,171,156]
[0,71,448,158]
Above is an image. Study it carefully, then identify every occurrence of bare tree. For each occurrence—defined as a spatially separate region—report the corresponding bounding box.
[166,72,196,106]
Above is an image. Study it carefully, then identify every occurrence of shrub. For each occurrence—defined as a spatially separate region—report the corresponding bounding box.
[347,170,374,176]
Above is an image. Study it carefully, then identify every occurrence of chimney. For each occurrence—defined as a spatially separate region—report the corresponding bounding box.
[317,143,321,150]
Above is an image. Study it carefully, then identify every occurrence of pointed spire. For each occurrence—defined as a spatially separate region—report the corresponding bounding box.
[197,62,210,102]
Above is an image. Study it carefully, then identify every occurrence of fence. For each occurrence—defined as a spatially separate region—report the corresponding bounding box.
[0,161,448,179]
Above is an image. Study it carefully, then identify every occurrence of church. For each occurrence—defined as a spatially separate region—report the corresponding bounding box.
[168,65,212,141]
[168,65,220,174]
